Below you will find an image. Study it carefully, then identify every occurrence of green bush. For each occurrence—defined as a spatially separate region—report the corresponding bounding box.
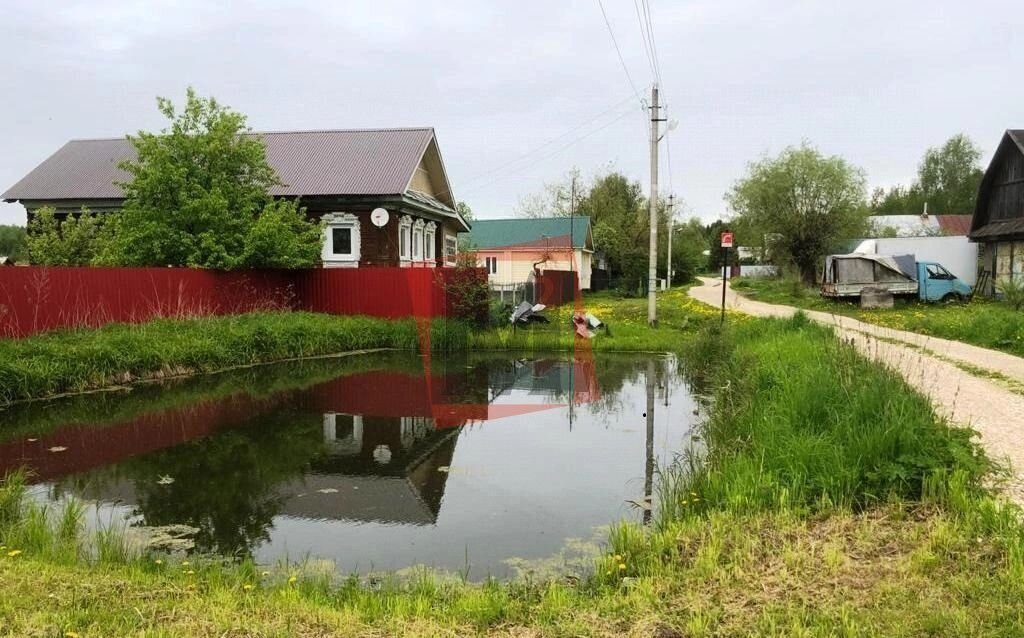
[997,277,1024,311]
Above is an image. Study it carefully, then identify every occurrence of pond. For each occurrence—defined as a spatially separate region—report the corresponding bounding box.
[0,351,699,579]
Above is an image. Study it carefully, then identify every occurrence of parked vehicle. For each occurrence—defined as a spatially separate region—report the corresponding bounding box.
[821,253,973,302]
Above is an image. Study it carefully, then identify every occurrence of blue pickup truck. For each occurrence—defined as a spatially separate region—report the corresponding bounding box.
[821,253,973,302]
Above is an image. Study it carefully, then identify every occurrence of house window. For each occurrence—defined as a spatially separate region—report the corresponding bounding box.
[399,215,413,263]
[412,219,424,261]
[331,227,352,256]
[444,234,457,266]
[321,212,360,266]
[425,222,436,262]
[485,256,498,275]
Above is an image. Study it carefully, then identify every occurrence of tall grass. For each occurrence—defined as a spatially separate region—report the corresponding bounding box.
[669,313,988,517]
[0,313,474,404]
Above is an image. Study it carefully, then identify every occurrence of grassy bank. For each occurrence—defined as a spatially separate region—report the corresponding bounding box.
[0,287,717,405]
[732,276,1024,356]
[0,312,477,405]
[4,305,1024,635]
[470,287,726,352]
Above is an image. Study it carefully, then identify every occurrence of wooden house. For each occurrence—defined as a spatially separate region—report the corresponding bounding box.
[970,129,1024,292]
[2,128,470,268]
[464,216,595,290]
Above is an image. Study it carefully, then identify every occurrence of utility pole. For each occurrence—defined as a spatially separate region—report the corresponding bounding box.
[666,194,675,290]
[647,84,660,326]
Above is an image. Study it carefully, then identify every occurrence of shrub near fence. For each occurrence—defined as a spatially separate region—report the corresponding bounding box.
[0,266,486,339]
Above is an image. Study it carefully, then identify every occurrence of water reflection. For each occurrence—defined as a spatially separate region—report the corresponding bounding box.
[0,352,694,577]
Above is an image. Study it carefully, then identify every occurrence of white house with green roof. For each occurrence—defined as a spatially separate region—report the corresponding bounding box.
[463,216,595,290]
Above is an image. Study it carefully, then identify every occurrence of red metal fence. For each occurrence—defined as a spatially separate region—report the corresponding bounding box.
[535,269,579,307]
[0,266,485,339]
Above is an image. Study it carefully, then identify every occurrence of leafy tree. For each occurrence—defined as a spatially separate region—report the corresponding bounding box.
[0,225,27,262]
[667,218,709,285]
[916,134,984,214]
[111,88,320,269]
[26,207,114,266]
[455,201,474,223]
[728,143,869,283]
[578,172,651,293]
[515,168,582,218]
[870,134,984,215]
[241,199,321,269]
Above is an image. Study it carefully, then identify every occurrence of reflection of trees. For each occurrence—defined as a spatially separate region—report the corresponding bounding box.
[130,409,324,556]
[80,407,325,558]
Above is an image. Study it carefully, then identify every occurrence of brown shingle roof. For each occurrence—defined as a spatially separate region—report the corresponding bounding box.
[3,127,439,202]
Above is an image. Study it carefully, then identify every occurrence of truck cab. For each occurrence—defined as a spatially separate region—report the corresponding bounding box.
[916,262,973,302]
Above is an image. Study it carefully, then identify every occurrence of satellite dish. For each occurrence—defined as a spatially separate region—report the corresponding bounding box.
[370,208,390,227]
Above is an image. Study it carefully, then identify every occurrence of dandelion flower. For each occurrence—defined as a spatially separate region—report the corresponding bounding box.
[288,576,298,584]
[261,571,270,577]
[613,554,622,561]
[181,560,190,566]
[618,563,626,570]
[65,632,80,638]
[7,550,22,557]
[186,570,195,575]
[243,584,254,591]
[154,559,163,565]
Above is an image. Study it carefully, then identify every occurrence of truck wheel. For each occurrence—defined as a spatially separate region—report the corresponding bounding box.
[941,293,962,304]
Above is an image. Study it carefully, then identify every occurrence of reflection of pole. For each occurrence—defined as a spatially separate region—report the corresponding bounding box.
[644,359,655,525]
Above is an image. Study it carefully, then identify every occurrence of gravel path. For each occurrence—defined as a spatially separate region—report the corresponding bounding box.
[688,277,1024,504]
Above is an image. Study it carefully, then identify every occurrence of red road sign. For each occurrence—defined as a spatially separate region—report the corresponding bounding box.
[720,232,734,248]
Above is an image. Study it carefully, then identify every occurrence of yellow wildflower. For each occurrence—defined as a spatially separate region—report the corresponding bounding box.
[185,570,195,575]
[7,550,22,557]
[243,584,254,591]
[181,560,190,566]
[154,559,163,565]
[261,570,270,577]
[613,554,622,561]
[288,575,298,584]
[65,632,80,638]
[618,563,626,570]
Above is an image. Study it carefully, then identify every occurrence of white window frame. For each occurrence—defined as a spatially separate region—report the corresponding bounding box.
[444,232,458,266]
[412,218,424,262]
[485,256,498,275]
[424,222,436,264]
[321,212,360,267]
[399,215,413,265]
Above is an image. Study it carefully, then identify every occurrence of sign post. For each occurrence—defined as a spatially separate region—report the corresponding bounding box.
[720,231,733,323]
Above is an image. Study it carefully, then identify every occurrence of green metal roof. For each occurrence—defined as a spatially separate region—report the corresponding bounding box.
[464,216,592,249]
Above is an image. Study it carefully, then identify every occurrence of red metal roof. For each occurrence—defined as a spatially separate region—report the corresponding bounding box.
[936,215,973,236]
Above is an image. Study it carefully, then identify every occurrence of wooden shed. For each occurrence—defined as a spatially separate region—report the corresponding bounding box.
[970,129,1024,293]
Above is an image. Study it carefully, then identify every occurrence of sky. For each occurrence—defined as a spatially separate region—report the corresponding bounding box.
[1,0,1022,226]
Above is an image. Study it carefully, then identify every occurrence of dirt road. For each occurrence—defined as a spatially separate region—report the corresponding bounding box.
[688,277,1024,503]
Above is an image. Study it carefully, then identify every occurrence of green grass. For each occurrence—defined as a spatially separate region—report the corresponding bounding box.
[733,276,1024,356]
[0,312,475,405]
[4,298,1024,635]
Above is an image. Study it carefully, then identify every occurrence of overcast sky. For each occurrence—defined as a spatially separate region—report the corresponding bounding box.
[1,0,1021,226]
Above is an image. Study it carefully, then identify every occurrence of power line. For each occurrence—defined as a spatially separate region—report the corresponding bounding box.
[596,0,645,104]
[633,0,659,84]
[457,95,639,192]
[460,104,639,193]
[641,0,663,85]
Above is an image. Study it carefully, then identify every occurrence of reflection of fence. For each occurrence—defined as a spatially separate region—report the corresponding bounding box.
[0,265,486,338]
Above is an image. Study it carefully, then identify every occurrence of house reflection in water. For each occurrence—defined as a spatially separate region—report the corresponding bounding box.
[275,412,460,526]
[0,357,489,554]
